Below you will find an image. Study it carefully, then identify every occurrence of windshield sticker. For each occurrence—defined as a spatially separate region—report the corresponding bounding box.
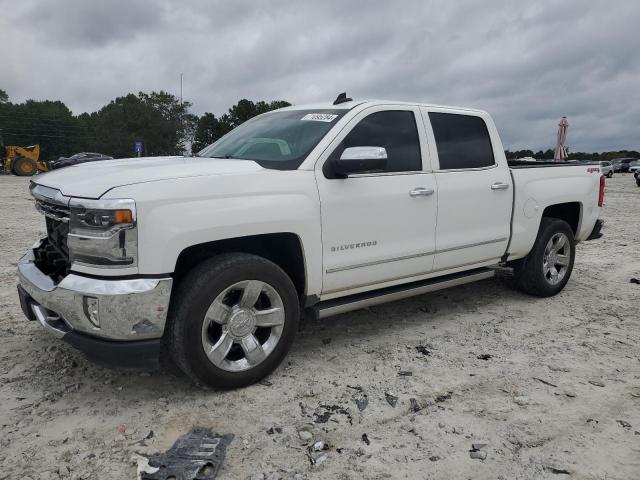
[301,113,339,122]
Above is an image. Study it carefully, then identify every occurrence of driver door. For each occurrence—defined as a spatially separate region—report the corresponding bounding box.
[315,105,438,298]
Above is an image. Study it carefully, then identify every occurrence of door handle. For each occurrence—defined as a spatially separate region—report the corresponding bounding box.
[491,182,510,190]
[409,187,435,197]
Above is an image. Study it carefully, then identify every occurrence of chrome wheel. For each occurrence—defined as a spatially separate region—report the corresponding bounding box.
[543,233,571,285]
[201,280,285,372]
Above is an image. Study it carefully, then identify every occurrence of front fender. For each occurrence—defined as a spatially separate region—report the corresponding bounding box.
[104,170,322,296]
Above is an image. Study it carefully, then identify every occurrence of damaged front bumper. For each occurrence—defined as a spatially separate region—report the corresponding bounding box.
[17,247,172,368]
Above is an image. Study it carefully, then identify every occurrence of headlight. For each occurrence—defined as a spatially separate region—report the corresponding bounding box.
[68,198,138,268]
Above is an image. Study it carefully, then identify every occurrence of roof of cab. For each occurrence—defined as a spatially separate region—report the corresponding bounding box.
[278,99,487,115]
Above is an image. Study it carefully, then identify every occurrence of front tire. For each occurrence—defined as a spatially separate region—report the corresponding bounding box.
[166,253,300,389]
[513,218,575,297]
[607,171,613,178]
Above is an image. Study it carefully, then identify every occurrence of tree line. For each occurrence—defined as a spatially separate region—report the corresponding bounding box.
[505,148,640,162]
[0,88,289,161]
[1,87,637,162]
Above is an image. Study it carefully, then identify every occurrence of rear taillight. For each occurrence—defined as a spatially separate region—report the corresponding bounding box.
[598,175,605,207]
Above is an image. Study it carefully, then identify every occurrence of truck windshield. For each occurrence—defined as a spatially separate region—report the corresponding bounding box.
[198,109,347,170]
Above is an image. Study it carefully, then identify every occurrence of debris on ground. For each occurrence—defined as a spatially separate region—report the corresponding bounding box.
[588,380,606,387]
[306,440,329,467]
[409,398,422,413]
[298,429,313,442]
[354,394,368,412]
[435,391,452,403]
[313,404,352,425]
[140,427,233,480]
[385,391,398,408]
[129,430,155,447]
[469,443,487,460]
[415,345,432,356]
[133,453,159,480]
[322,338,332,345]
[361,433,370,446]
[398,370,413,376]
[629,278,640,284]
[616,420,632,429]
[544,465,571,475]
[533,377,558,388]
[266,426,282,435]
[477,354,492,360]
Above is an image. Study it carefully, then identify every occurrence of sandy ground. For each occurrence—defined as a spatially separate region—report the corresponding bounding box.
[0,174,638,480]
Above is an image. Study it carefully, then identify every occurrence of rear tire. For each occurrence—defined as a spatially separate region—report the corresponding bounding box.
[166,253,300,389]
[607,171,613,178]
[513,218,575,297]
[12,157,38,176]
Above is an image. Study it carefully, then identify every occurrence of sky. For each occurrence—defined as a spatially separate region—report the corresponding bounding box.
[1,0,639,152]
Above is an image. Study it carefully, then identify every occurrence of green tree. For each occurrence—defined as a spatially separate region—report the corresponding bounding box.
[91,91,196,158]
[0,89,8,104]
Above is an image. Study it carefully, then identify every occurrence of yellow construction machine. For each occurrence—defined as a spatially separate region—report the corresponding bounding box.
[1,143,49,176]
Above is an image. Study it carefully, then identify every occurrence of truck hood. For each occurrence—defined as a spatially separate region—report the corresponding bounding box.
[33,156,264,198]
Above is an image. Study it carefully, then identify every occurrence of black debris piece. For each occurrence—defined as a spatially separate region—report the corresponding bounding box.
[533,377,558,388]
[398,370,413,376]
[630,278,640,284]
[313,412,332,424]
[409,398,422,413]
[415,345,432,356]
[259,379,273,387]
[544,466,571,475]
[477,354,492,361]
[435,392,452,403]
[361,433,370,445]
[315,404,352,425]
[617,420,632,428]
[322,338,332,345]
[385,391,398,408]
[588,380,605,387]
[141,427,233,480]
[266,426,282,435]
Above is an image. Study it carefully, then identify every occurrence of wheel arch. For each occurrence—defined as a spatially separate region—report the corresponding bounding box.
[172,232,307,301]
[541,201,582,235]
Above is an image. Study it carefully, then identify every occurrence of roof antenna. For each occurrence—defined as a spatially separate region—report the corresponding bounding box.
[333,92,352,105]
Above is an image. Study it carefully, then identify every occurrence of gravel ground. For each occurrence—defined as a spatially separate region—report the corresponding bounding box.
[0,174,639,480]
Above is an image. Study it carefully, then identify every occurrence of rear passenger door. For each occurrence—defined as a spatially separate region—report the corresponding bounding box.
[316,106,437,297]
[422,109,512,272]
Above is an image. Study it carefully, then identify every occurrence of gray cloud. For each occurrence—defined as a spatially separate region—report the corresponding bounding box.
[1,0,639,151]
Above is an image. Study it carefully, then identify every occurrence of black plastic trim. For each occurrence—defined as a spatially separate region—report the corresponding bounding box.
[69,270,173,281]
[586,219,604,240]
[62,331,161,369]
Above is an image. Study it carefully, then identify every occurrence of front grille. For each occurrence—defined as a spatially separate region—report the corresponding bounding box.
[35,199,70,223]
[33,200,71,283]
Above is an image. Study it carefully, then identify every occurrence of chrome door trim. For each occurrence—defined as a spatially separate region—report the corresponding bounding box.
[326,237,509,274]
[326,250,436,274]
[436,236,509,254]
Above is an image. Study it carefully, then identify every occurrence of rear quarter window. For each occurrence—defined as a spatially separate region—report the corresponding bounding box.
[429,113,495,170]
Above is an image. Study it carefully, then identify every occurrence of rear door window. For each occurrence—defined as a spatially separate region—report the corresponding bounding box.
[429,113,495,170]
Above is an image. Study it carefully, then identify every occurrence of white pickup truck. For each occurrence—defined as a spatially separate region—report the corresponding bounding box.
[17,96,605,388]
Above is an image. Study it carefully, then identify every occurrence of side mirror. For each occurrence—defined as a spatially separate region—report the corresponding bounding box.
[333,146,387,177]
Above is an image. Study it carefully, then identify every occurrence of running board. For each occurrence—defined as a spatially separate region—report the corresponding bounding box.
[314,268,495,319]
